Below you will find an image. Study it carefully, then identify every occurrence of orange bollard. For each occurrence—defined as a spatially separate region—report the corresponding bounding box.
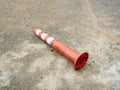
[34,28,89,70]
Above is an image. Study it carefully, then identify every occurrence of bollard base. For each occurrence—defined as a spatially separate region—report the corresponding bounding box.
[74,52,89,70]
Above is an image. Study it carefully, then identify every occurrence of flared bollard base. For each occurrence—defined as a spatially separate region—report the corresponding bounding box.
[74,52,89,70]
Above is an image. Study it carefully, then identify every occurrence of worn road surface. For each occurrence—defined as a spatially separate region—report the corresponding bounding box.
[0,0,120,90]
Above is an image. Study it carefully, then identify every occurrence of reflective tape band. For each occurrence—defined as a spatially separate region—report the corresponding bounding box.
[47,37,54,45]
[36,29,42,36]
[41,33,48,40]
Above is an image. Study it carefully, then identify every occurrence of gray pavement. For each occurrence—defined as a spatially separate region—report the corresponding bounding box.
[0,0,120,90]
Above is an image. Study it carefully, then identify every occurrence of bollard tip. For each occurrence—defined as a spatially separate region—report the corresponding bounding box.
[34,27,38,33]
[74,52,89,70]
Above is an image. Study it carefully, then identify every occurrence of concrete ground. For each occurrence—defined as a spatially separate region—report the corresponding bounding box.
[0,0,120,90]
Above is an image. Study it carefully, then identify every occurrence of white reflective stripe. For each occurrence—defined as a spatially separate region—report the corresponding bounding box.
[41,33,48,40]
[36,29,42,36]
[47,37,54,45]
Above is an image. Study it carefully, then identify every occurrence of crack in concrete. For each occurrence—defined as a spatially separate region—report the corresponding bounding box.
[85,0,101,30]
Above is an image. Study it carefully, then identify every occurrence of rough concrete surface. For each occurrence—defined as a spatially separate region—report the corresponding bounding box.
[0,0,120,90]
